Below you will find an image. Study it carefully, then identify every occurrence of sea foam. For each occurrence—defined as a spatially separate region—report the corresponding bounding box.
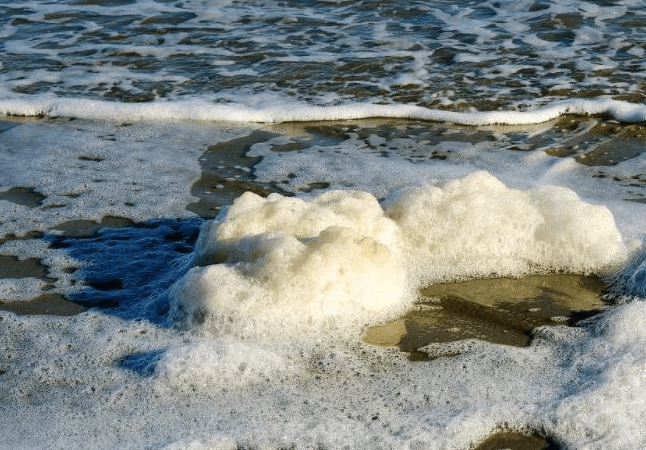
[169,172,632,341]
[169,189,408,339]
[1,95,645,125]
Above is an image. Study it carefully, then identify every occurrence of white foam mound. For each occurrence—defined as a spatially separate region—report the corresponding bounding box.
[169,172,631,339]
[1,95,645,125]
[385,171,631,284]
[169,190,408,339]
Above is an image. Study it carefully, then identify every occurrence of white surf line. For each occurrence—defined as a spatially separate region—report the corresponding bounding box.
[1,96,645,125]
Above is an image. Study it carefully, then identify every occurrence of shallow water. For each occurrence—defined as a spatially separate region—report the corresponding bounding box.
[1,1,646,449]
[365,274,607,356]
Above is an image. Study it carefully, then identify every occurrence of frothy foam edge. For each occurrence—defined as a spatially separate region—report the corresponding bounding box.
[1,95,645,125]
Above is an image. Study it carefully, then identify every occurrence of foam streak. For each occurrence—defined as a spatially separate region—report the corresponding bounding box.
[1,96,645,125]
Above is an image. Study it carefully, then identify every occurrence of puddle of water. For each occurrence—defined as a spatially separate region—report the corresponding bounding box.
[0,293,86,316]
[187,130,285,218]
[365,274,605,359]
[0,187,46,208]
[472,430,559,450]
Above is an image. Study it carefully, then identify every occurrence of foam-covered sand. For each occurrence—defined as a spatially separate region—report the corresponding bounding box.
[1,114,644,449]
[5,278,646,449]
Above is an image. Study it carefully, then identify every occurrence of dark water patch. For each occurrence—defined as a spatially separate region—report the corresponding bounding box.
[542,118,646,166]
[298,123,353,146]
[188,130,289,218]
[270,142,308,152]
[299,182,331,193]
[0,293,86,316]
[102,86,157,103]
[577,122,646,165]
[337,56,414,78]
[78,155,104,162]
[50,218,201,323]
[140,12,197,26]
[53,216,135,238]
[271,119,503,155]
[189,174,276,219]
[621,16,646,27]
[0,254,46,279]
[554,12,584,28]
[365,275,606,360]
[472,430,560,450]
[71,0,133,5]
[0,187,45,208]
[525,13,562,32]
[0,6,35,22]
[468,6,497,20]
[86,278,123,291]
[0,231,44,246]
[117,350,165,377]
[576,137,645,166]
[536,29,575,44]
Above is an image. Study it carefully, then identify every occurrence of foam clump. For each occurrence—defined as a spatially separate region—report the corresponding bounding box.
[385,171,630,284]
[169,172,631,340]
[192,189,401,266]
[169,190,408,339]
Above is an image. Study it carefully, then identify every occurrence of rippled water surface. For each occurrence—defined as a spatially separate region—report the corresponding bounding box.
[2,0,646,108]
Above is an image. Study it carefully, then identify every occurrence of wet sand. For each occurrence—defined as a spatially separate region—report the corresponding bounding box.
[187,129,284,218]
[0,252,85,315]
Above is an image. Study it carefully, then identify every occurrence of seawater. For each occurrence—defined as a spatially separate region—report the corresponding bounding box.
[1,1,646,449]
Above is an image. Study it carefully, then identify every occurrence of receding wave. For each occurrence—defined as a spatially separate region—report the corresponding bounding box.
[1,95,646,125]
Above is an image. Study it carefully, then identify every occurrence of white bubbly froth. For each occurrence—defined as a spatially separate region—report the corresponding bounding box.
[1,96,646,125]
[169,171,632,339]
